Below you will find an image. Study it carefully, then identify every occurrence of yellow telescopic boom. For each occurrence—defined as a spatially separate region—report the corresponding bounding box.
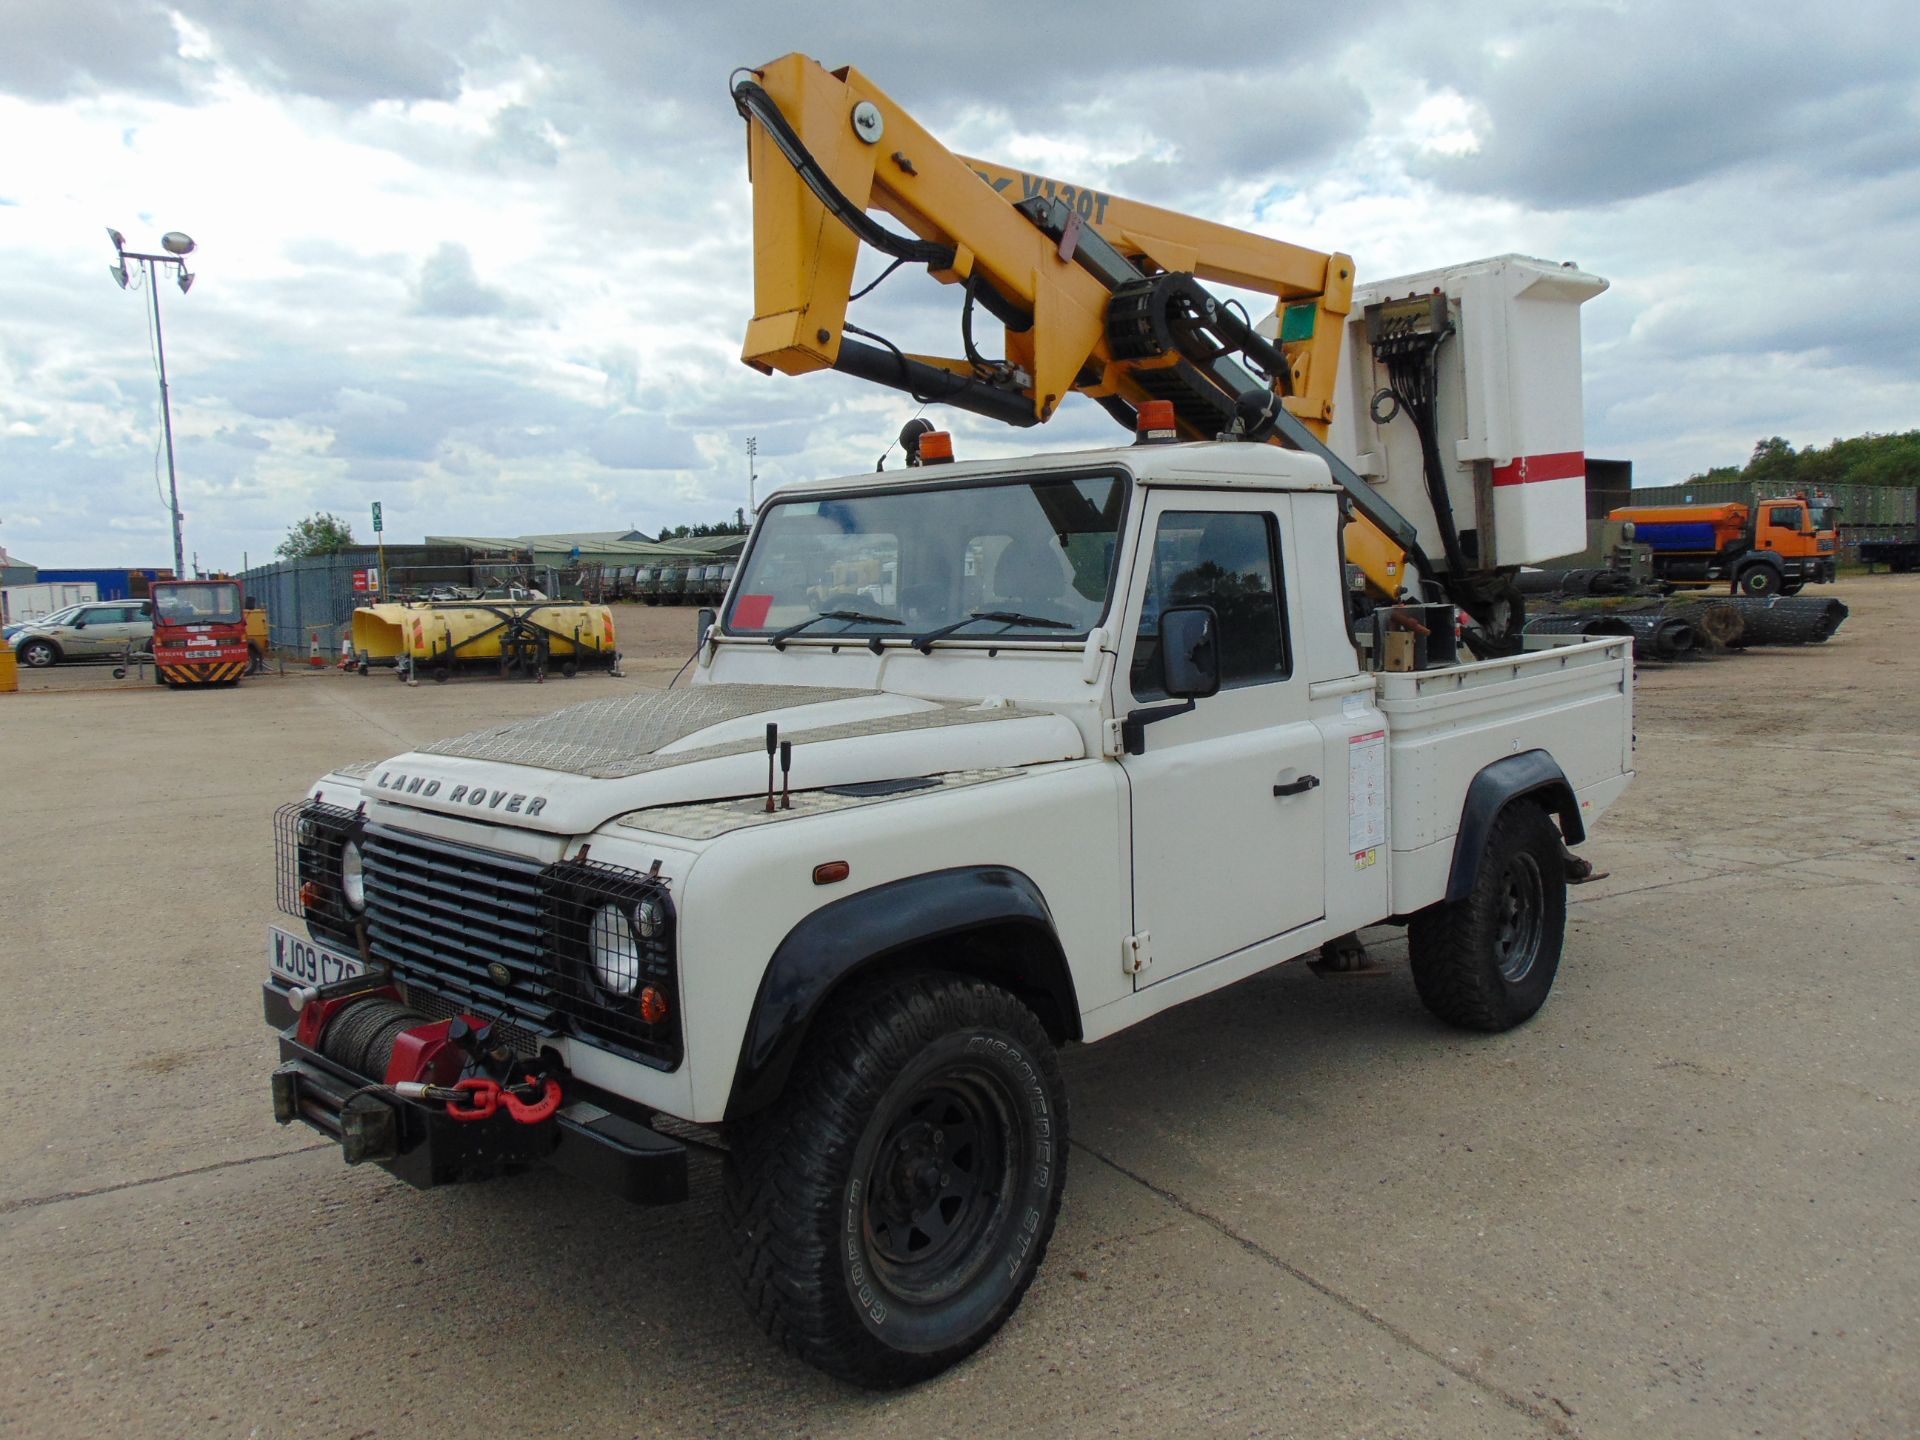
[734,52,1424,598]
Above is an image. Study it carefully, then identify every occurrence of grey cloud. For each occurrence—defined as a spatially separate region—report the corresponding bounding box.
[481,104,561,168]
[598,348,642,407]
[412,242,512,319]
[1,0,185,100]
[1092,69,1373,202]
[192,426,271,452]
[588,412,703,470]
[183,0,480,105]
[325,387,436,461]
[1411,3,1920,206]
[1633,280,1920,373]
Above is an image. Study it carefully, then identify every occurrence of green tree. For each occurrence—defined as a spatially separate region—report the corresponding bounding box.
[658,518,748,540]
[277,512,356,558]
[1686,430,1920,492]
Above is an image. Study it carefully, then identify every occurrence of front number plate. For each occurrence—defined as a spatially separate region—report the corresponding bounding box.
[267,924,364,987]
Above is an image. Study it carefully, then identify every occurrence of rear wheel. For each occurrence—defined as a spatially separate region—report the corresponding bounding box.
[1409,802,1567,1031]
[723,974,1069,1388]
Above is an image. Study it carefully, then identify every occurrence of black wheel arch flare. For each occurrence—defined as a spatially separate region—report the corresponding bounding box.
[1444,750,1583,905]
[724,866,1081,1121]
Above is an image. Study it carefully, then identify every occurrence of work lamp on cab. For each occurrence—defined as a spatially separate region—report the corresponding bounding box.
[589,903,641,995]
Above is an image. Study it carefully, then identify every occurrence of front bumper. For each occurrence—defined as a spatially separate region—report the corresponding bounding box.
[263,983,688,1204]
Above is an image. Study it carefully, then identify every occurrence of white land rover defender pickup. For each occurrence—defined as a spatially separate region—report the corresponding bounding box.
[266,436,1633,1386]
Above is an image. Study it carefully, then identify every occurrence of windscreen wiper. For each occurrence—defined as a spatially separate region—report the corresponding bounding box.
[911,610,1073,654]
[768,609,903,650]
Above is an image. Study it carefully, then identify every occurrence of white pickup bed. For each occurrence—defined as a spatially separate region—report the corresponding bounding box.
[1377,637,1635,912]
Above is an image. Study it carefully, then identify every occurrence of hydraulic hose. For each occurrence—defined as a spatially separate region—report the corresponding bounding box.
[1379,335,1470,587]
[732,77,1033,332]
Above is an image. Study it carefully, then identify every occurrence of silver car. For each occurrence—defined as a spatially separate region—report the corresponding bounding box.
[11,599,154,667]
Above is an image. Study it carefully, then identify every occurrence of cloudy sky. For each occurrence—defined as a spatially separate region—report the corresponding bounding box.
[4,1,1918,570]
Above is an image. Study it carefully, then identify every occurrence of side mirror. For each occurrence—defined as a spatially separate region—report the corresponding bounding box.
[1159,604,1221,699]
[71,618,88,629]
[696,606,717,645]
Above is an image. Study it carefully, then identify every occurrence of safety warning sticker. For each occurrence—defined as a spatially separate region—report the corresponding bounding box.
[1348,729,1387,856]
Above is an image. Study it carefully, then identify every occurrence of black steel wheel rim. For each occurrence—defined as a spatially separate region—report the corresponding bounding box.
[862,1069,1017,1304]
[1495,852,1545,982]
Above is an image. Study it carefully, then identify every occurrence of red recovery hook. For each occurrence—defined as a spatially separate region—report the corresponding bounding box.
[396,1075,563,1124]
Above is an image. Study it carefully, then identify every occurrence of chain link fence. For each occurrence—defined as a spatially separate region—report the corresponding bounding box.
[239,548,562,655]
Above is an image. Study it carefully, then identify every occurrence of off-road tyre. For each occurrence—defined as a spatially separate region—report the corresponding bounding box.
[1409,801,1567,1032]
[19,638,58,668]
[1735,564,1780,597]
[722,973,1069,1388]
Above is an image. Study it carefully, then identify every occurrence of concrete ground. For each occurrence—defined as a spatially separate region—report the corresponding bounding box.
[1,581,1914,1439]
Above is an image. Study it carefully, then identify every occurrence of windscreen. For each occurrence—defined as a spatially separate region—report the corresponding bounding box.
[155,583,242,624]
[726,472,1127,641]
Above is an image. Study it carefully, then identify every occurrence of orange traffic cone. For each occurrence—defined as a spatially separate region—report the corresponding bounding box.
[309,632,323,668]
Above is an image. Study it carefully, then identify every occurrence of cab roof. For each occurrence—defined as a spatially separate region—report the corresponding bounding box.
[764,437,1337,506]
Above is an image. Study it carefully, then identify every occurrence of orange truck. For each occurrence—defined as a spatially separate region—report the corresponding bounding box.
[151,578,251,686]
[1606,494,1839,596]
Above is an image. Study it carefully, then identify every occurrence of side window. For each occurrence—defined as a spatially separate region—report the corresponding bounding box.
[1132,510,1289,700]
[1768,506,1802,530]
[87,607,126,624]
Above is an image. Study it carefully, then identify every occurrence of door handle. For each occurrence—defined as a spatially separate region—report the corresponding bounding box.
[1273,774,1321,797]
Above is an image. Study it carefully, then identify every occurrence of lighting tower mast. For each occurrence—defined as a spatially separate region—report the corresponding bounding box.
[108,228,197,579]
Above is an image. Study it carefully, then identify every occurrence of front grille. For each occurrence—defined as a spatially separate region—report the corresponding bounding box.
[363,827,556,1027]
[360,825,682,1069]
[407,988,540,1059]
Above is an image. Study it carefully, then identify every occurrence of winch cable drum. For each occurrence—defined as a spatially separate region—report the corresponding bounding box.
[319,998,428,1080]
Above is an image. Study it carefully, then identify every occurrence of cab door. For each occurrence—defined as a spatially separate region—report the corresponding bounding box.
[1764,504,1811,557]
[1115,493,1328,985]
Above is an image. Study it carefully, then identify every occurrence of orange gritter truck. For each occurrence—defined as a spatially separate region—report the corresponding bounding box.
[1606,493,1838,597]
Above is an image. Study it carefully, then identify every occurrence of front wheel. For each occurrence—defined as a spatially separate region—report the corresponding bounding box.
[1409,802,1567,1031]
[723,974,1069,1388]
[19,639,58,668]
[1736,565,1780,597]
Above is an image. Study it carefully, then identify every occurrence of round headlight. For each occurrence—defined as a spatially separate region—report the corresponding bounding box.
[589,904,640,995]
[636,894,667,940]
[341,839,367,913]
